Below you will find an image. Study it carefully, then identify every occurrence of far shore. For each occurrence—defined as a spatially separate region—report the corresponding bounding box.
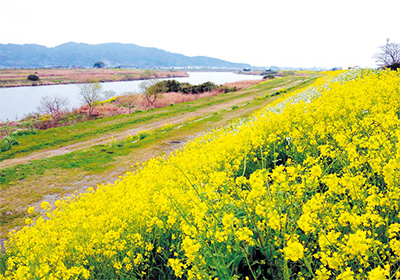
[0,68,189,88]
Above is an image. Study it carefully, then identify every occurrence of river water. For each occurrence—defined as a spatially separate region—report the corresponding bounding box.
[0,72,262,121]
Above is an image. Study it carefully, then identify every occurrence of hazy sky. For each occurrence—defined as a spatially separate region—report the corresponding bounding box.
[1,0,399,68]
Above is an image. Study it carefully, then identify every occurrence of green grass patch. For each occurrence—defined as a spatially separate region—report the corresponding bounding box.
[0,118,193,188]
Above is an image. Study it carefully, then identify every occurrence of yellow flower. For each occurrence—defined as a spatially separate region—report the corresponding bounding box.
[337,267,354,280]
[40,201,52,211]
[315,267,331,280]
[113,262,122,270]
[222,213,235,229]
[267,209,286,231]
[342,230,372,256]
[168,258,184,278]
[283,239,304,262]
[367,266,387,280]
[133,253,143,265]
[309,164,323,178]
[235,227,255,245]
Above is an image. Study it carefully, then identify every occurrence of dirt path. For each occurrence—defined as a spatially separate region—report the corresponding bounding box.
[0,80,303,170]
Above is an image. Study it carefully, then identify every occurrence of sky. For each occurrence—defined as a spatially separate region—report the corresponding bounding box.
[1,0,400,69]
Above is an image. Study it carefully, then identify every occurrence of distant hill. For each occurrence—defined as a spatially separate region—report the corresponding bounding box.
[0,42,251,69]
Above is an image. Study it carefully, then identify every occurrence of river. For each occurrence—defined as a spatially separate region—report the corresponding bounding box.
[0,72,263,121]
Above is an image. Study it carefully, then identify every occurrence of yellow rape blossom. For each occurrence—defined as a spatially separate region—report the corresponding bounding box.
[235,227,255,246]
[27,207,35,214]
[337,267,354,280]
[367,266,388,280]
[283,239,304,262]
[40,200,52,211]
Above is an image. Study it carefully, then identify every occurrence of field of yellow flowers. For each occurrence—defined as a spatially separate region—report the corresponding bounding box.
[1,69,400,279]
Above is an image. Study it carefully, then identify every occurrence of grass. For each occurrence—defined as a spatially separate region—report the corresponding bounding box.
[0,74,318,238]
[1,128,169,187]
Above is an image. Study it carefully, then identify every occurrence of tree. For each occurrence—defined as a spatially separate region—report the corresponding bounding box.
[117,92,139,113]
[198,81,216,93]
[93,61,104,68]
[27,74,39,81]
[139,80,166,107]
[156,80,182,92]
[263,74,275,80]
[78,81,103,116]
[37,95,69,116]
[102,90,116,100]
[374,38,400,69]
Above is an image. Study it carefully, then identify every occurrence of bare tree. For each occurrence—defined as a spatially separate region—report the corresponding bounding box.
[117,92,139,113]
[78,82,103,116]
[37,95,69,116]
[374,38,400,68]
[139,80,166,107]
[103,90,116,100]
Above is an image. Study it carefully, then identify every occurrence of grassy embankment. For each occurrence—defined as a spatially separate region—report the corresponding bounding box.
[0,75,317,238]
[0,68,188,87]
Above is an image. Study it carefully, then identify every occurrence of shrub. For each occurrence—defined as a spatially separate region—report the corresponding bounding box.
[152,80,217,94]
[263,74,275,79]
[218,85,238,93]
[27,74,39,81]
[158,80,182,92]
[0,135,19,152]
[11,129,38,137]
[385,62,400,71]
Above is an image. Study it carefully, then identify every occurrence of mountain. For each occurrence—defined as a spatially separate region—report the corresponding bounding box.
[0,42,251,69]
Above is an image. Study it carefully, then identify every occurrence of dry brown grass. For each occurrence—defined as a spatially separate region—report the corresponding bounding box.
[0,69,188,87]
[83,79,263,116]
[74,103,129,117]
[222,79,263,90]
[154,91,218,108]
[153,80,262,108]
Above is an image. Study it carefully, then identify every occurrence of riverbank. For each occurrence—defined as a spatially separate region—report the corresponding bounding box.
[0,68,189,88]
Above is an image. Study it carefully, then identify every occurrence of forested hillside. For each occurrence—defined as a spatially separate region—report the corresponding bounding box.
[0,42,251,69]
